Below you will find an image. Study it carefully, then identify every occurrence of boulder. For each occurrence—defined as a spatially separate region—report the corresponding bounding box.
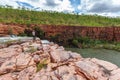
[16,53,35,70]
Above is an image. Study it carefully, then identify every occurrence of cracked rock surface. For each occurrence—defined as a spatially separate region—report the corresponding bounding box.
[0,40,120,80]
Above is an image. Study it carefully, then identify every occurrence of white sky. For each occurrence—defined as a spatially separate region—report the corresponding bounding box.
[0,0,120,17]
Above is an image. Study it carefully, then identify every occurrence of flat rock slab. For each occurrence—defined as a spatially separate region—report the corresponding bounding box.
[0,40,120,80]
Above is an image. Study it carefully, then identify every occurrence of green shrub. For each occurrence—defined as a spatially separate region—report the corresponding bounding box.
[72,39,79,47]
[49,34,61,42]
[76,37,91,44]
[70,36,120,52]
[18,33,27,36]
[24,29,32,37]
[34,26,45,39]
[36,59,47,72]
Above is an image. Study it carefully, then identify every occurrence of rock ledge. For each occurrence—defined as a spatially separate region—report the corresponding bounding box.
[0,40,120,80]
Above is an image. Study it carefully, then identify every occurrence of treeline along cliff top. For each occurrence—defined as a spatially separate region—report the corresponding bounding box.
[0,6,120,27]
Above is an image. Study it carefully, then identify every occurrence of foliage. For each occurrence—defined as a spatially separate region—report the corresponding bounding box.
[18,32,27,36]
[71,37,120,52]
[36,59,47,72]
[20,27,45,39]
[72,39,79,47]
[47,32,120,51]
[0,6,120,27]
[76,37,92,44]
[24,29,32,37]
[34,26,45,39]
[49,34,60,42]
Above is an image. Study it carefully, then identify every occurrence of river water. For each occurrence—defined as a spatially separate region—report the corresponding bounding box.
[0,37,33,43]
[66,48,120,67]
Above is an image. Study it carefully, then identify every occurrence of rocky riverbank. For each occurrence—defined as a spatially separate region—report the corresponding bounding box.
[0,39,120,80]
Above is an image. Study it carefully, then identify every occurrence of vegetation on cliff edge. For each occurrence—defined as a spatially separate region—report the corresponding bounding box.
[0,6,120,27]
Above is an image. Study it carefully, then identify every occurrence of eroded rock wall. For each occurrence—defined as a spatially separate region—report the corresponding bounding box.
[41,25,120,42]
[0,23,120,41]
[0,23,25,36]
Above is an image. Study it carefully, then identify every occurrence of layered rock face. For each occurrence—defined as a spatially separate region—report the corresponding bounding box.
[0,23,25,36]
[0,23,120,41]
[0,40,120,80]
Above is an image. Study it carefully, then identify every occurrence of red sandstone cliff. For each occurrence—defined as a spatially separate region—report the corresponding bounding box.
[0,23,120,41]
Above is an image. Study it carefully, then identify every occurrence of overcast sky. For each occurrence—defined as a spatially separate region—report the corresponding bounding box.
[0,0,120,17]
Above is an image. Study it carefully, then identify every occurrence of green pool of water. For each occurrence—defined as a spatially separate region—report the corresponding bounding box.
[66,48,120,67]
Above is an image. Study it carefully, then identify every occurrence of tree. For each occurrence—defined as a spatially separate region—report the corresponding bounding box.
[34,26,45,39]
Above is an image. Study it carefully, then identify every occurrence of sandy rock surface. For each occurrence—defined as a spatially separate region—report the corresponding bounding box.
[0,40,120,80]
